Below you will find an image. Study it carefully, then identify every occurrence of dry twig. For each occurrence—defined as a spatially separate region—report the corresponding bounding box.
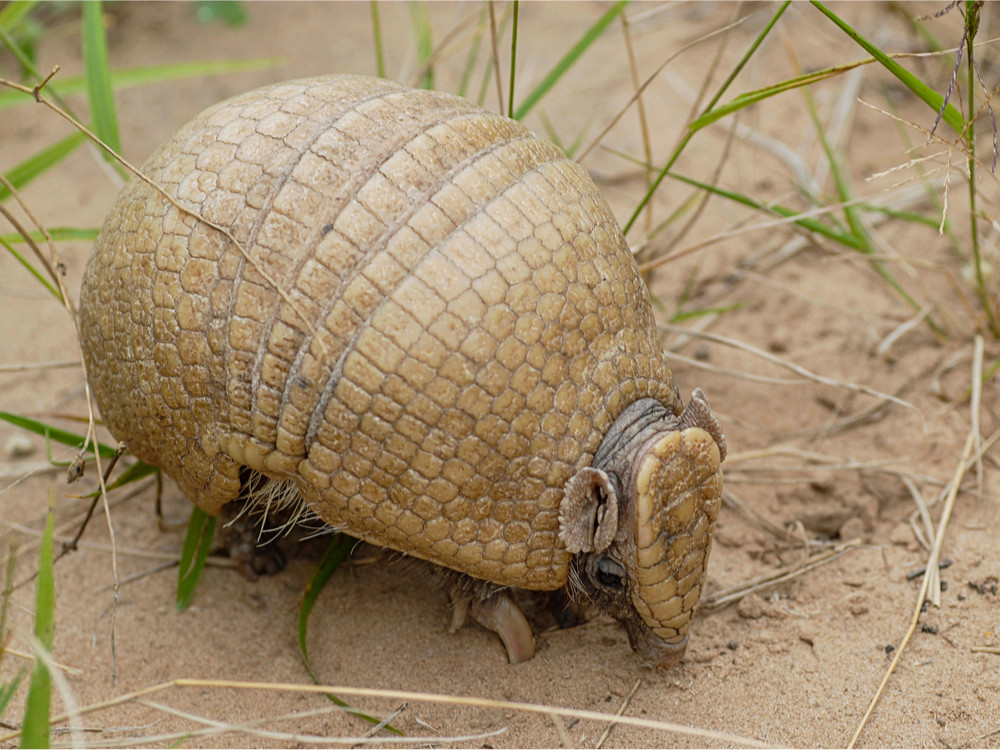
[848,337,985,748]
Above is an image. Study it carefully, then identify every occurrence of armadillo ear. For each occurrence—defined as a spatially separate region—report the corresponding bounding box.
[559,467,619,553]
[680,388,727,461]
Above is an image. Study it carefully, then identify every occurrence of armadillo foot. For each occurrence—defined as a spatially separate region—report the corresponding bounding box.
[450,590,535,664]
[219,502,289,581]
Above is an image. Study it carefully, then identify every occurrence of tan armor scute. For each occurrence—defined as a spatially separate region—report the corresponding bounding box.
[79,75,682,590]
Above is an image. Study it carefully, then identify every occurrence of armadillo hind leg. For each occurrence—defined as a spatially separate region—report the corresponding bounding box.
[220,469,326,580]
[220,502,288,580]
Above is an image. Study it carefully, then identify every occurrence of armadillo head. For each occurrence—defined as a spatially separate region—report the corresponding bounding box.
[559,389,726,669]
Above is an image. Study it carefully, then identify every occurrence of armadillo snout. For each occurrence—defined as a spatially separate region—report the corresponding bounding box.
[625,620,689,669]
[631,418,723,650]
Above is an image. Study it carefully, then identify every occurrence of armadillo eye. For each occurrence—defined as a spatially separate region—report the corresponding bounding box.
[593,556,626,590]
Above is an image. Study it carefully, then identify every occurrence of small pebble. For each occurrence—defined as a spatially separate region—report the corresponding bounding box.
[5,434,34,458]
[838,516,866,541]
[727,640,738,651]
[921,624,938,634]
[809,479,834,494]
[737,593,766,620]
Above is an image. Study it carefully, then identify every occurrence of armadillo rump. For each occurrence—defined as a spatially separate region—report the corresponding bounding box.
[78,75,727,666]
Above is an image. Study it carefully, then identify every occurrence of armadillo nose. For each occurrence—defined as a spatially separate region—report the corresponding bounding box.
[627,623,689,669]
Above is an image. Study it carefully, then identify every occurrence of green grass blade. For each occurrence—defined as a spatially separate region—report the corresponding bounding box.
[507,0,519,117]
[176,508,216,611]
[19,506,55,749]
[0,548,20,722]
[800,77,936,329]
[690,65,857,132]
[536,110,566,153]
[295,534,401,732]
[673,303,745,322]
[960,2,998,337]
[667,172,865,249]
[193,1,248,27]
[0,412,120,460]
[563,117,592,160]
[296,534,353,668]
[83,460,159,497]
[97,58,280,92]
[861,204,941,229]
[35,510,56,651]
[0,58,282,110]
[0,131,87,203]
[512,0,625,121]
[0,3,41,81]
[624,1,790,234]
[1,227,100,244]
[536,110,592,160]
[370,1,385,79]
[0,235,62,300]
[0,671,25,721]
[1,544,16,665]
[457,8,485,99]
[82,1,121,163]
[105,460,159,491]
[810,0,964,135]
[409,1,433,90]
[0,1,39,34]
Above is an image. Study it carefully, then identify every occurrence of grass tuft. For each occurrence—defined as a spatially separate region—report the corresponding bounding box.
[0,411,119,461]
[18,505,55,749]
[511,0,625,121]
[0,546,25,724]
[294,534,400,732]
[81,1,122,172]
[175,508,216,611]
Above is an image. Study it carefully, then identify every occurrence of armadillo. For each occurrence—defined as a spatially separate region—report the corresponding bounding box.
[78,75,726,667]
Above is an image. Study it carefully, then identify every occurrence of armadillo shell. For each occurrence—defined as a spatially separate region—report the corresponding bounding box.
[79,75,682,590]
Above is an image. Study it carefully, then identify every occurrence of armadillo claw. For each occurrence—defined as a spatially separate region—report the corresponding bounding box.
[449,596,470,633]
[448,591,535,663]
[463,593,535,664]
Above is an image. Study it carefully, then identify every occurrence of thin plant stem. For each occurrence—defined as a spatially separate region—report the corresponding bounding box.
[370,1,385,79]
[963,2,999,336]
[488,0,504,115]
[507,0,518,118]
[623,1,791,235]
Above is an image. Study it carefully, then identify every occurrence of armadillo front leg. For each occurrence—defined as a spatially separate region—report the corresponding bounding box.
[449,589,535,664]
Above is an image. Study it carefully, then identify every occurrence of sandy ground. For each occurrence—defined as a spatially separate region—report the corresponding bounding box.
[1,2,999,747]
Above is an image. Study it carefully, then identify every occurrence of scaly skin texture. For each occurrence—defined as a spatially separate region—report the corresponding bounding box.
[79,75,724,663]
